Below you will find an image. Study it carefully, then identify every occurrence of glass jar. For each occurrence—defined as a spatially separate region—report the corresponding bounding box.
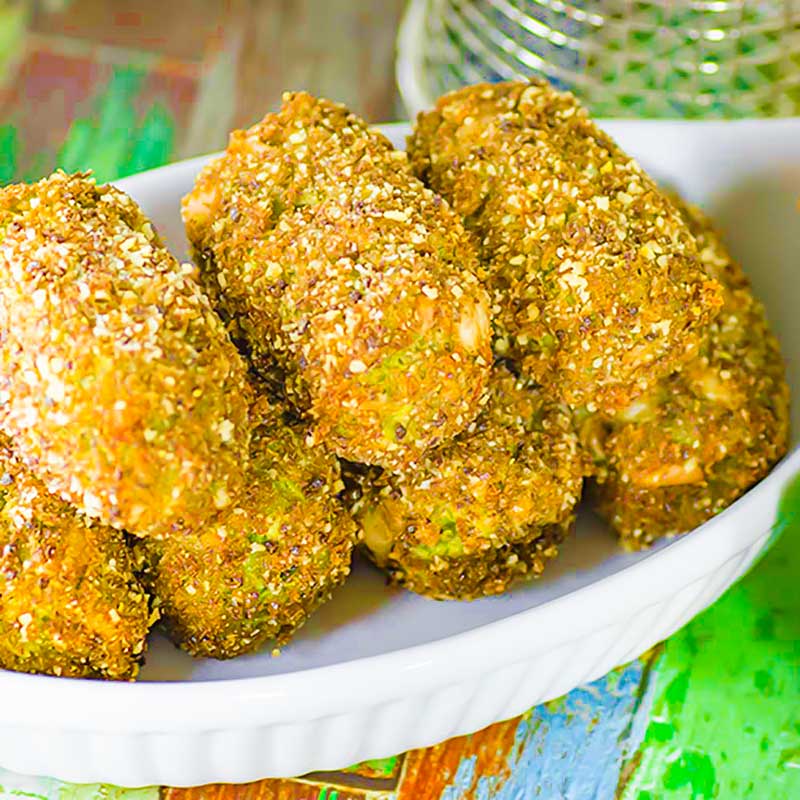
[398,0,800,117]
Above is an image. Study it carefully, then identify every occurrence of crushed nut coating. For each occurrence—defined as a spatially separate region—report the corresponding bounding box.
[0,437,152,679]
[347,364,583,599]
[0,172,251,536]
[183,91,492,471]
[139,395,356,659]
[585,199,790,548]
[408,80,722,413]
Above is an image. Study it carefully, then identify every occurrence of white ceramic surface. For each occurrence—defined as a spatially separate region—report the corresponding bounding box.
[0,121,798,787]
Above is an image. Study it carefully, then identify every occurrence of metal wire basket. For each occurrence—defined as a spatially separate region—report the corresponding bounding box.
[397,0,800,117]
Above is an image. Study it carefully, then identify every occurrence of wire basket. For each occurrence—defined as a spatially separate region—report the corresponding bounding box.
[397,0,800,118]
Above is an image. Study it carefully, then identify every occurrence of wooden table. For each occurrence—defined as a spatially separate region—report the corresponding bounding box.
[0,3,799,798]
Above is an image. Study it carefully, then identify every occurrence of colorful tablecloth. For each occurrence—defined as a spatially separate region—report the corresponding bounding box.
[0,4,798,798]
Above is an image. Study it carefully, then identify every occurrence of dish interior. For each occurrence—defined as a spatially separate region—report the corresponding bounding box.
[116,121,800,682]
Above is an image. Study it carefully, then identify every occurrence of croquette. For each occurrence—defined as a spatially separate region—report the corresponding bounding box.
[183,91,492,471]
[408,80,722,413]
[0,172,251,536]
[348,365,583,599]
[585,199,790,547]
[0,437,152,679]
[138,397,356,659]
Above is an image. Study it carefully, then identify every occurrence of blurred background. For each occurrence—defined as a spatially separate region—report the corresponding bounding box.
[0,0,406,183]
[400,0,800,118]
[1,0,798,184]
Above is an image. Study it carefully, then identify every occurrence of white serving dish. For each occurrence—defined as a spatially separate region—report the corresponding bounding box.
[0,120,798,788]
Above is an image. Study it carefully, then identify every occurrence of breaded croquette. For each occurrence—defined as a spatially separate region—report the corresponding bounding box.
[0,172,251,536]
[348,365,583,599]
[0,438,152,679]
[585,200,790,547]
[183,91,492,471]
[138,397,356,659]
[408,80,722,413]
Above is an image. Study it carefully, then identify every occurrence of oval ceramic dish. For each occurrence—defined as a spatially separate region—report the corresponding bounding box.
[0,121,798,787]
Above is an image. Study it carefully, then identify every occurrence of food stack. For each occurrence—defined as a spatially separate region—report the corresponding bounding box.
[0,81,789,680]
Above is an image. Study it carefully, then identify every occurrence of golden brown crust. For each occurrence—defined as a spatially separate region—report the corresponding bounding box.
[139,396,356,659]
[183,91,492,471]
[348,365,583,599]
[0,438,152,679]
[367,520,570,601]
[408,80,722,413]
[0,172,251,536]
[586,199,790,547]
